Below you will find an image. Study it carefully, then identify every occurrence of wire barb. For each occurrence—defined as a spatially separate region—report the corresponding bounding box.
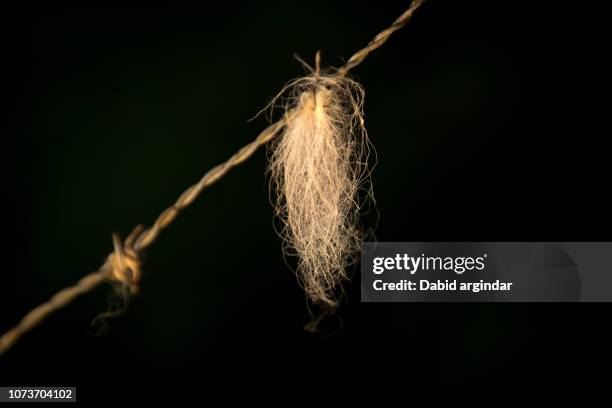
[0,0,426,356]
[106,232,142,295]
[312,50,322,108]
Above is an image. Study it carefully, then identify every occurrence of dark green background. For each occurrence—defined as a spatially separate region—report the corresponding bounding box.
[2,0,609,400]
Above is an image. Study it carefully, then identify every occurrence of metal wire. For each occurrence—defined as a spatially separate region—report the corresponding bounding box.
[0,0,426,356]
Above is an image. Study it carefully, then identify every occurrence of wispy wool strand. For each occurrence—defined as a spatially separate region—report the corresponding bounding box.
[268,72,371,306]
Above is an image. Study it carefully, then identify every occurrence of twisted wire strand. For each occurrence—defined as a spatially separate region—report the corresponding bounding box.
[132,119,287,252]
[0,0,426,356]
[0,119,285,356]
[0,271,107,355]
[338,0,425,76]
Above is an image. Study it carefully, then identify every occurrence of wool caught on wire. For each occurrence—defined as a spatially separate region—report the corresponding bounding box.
[267,55,374,306]
[0,0,427,356]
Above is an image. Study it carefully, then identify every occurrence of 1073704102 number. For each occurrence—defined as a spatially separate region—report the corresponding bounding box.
[6,388,74,400]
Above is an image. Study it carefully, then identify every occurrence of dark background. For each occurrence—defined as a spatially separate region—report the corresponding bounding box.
[1,0,609,401]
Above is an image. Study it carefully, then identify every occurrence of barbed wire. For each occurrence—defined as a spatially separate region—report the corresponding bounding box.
[0,0,426,356]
